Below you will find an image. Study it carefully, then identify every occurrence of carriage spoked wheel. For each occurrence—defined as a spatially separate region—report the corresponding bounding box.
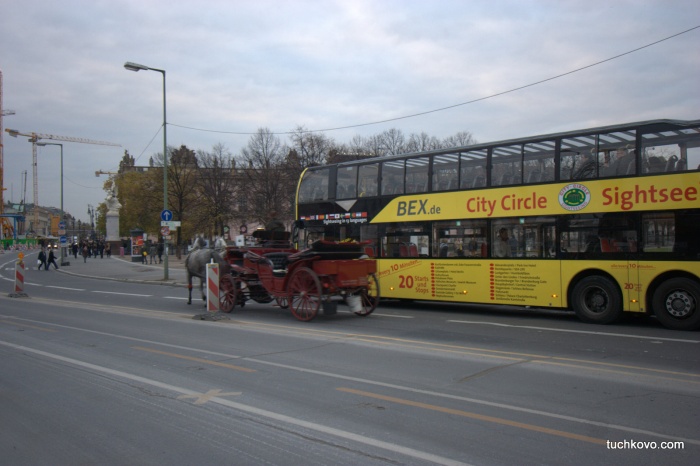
[219,275,236,313]
[355,273,380,317]
[287,267,321,321]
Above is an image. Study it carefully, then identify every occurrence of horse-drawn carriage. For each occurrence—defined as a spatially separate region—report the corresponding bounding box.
[199,230,379,321]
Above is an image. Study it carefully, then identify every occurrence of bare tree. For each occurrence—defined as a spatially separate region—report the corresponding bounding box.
[380,128,406,156]
[167,145,199,255]
[288,125,334,166]
[443,131,477,148]
[237,128,290,226]
[195,143,237,237]
[406,132,443,153]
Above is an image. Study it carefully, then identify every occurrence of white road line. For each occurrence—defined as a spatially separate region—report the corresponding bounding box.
[447,321,699,344]
[46,286,86,291]
[91,291,152,297]
[373,313,414,318]
[0,339,470,466]
[164,296,189,300]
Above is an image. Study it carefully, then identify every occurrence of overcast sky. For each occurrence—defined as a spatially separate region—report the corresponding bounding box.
[1,0,698,223]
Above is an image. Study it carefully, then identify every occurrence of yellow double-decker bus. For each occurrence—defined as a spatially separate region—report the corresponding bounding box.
[294,119,700,330]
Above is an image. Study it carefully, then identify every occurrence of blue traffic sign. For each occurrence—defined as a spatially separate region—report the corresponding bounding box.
[161,209,173,222]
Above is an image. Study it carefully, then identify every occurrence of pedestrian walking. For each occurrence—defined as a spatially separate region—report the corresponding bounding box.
[37,248,47,270]
[82,245,89,263]
[72,243,78,259]
[105,242,111,258]
[157,242,164,263]
[149,243,157,264]
[47,249,59,270]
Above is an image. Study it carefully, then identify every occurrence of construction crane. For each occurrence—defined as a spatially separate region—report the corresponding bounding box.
[95,170,118,177]
[4,128,120,234]
[1,68,17,239]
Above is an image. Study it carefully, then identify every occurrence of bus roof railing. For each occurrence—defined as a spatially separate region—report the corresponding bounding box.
[330,118,700,168]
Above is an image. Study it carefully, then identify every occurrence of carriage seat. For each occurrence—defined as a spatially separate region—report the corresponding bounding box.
[264,252,293,276]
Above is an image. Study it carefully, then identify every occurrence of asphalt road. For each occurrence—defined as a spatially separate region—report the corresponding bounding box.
[1,250,698,465]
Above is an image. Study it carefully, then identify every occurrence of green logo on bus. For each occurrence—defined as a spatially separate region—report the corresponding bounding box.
[558,183,591,211]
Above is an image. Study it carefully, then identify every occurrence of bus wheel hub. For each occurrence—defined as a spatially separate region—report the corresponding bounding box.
[666,291,693,318]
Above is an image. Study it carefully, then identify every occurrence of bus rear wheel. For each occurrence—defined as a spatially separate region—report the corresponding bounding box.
[571,276,622,324]
[652,278,700,331]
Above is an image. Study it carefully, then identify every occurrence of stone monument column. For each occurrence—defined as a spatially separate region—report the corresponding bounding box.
[105,190,122,254]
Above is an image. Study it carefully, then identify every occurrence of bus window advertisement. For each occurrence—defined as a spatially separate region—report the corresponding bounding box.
[376,259,565,307]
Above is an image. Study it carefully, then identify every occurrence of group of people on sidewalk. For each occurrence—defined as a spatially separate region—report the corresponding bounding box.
[142,242,164,264]
[71,240,112,262]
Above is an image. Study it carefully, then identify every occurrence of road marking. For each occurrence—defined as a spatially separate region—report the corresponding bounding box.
[4,311,699,446]
[164,296,189,300]
[0,319,57,332]
[46,286,86,291]
[91,291,152,297]
[338,387,606,444]
[372,313,414,318]
[132,346,257,373]
[178,389,242,405]
[0,339,470,466]
[448,321,699,344]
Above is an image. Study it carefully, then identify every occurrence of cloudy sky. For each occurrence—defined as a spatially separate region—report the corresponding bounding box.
[1,0,698,223]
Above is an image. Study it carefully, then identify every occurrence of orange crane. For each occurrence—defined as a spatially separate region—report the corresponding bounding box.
[4,128,120,234]
[1,68,17,239]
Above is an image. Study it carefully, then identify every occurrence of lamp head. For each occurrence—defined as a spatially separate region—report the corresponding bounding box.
[124,61,149,72]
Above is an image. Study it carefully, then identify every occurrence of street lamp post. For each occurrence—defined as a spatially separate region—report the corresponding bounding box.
[36,142,68,266]
[124,61,169,280]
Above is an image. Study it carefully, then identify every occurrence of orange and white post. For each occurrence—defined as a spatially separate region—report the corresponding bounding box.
[9,252,29,298]
[206,260,220,312]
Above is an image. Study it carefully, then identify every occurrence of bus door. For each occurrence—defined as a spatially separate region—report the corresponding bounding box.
[619,226,641,312]
[599,213,641,312]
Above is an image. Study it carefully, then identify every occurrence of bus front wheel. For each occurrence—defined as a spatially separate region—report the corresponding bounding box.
[571,276,622,324]
[652,278,700,331]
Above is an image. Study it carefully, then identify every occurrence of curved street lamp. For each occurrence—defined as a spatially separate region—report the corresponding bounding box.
[124,61,169,280]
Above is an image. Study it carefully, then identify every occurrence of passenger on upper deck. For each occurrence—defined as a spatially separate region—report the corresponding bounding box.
[613,146,636,176]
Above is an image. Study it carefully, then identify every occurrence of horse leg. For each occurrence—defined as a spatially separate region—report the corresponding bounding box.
[200,278,206,303]
[187,275,193,305]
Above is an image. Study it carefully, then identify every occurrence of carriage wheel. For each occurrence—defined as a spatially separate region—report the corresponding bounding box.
[288,267,321,321]
[355,273,380,316]
[219,275,236,313]
[275,296,289,309]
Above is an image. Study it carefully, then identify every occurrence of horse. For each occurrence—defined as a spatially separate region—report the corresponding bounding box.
[185,236,230,305]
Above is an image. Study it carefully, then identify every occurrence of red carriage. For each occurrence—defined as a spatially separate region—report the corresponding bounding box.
[218,231,379,321]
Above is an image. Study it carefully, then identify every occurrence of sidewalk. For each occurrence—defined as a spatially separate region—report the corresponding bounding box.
[57,253,189,287]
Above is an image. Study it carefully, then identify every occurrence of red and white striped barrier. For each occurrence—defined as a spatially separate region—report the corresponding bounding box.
[206,261,220,312]
[9,256,29,298]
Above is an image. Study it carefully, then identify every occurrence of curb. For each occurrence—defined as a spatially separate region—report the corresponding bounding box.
[58,267,188,287]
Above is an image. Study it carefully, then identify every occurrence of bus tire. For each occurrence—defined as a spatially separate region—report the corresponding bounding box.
[571,276,622,324]
[652,278,700,331]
